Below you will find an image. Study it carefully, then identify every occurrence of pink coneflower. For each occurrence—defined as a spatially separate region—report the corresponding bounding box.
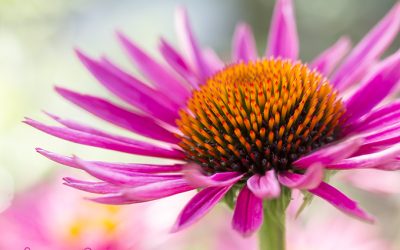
[27,0,400,249]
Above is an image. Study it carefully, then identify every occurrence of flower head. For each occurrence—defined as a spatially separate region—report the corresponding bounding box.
[27,0,400,236]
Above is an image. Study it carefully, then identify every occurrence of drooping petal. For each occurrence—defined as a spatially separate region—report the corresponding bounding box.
[76,50,179,125]
[344,49,400,124]
[183,166,243,188]
[332,2,400,91]
[73,156,183,186]
[346,101,400,134]
[247,170,280,199]
[327,144,400,170]
[232,185,264,236]
[232,23,257,62]
[294,137,363,169]
[361,125,400,149]
[175,7,212,79]
[25,119,184,159]
[159,38,198,88]
[63,177,120,194]
[266,0,299,60]
[309,182,374,222]
[117,32,190,105]
[44,112,164,147]
[278,164,323,190]
[55,87,179,144]
[311,36,351,76]
[37,148,184,173]
[172,185,231,232]
[88,193,142,205]
[122,178,195,202]
[357,112,400,135]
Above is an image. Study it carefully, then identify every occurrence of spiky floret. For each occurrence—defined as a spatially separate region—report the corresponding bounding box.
[177,59,345,176]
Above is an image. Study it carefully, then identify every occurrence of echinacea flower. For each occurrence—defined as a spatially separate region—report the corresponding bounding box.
[27,0,400,246]
[0,172,202,250]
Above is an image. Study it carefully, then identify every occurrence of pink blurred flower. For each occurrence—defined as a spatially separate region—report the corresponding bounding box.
[26,0,400,236]
[0,174,151,250]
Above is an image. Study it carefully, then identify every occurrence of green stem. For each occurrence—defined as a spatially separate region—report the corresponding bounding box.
[259,188,290,250]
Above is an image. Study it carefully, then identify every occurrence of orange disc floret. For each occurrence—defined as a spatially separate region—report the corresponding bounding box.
[177,59,345,176]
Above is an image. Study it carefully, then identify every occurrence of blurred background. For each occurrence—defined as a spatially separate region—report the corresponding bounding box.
[0,0,399,249]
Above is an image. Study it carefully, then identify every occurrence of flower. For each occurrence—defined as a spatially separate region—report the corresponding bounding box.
[27,0,400,236]
[0,172,198,250]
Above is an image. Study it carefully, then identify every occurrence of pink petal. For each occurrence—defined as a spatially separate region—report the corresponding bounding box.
[278,164,323,190]
[63,177,120,194]
[311,36,351,76]
[175,7,212,79]
[232,185,264,236]
[232,23,257,62]
[294,137,364,169]
[122,178,194,202]
[117,32,190,105]
[332,3,400,91]
[25,119,183,159]
[184,166,243,188]
[247,170,280,199]
[55,87,179,144]
[73,156,182,186]
[37,148,184,173]
[346,101,400,134]
[76,50,179,125]
[266,0,299,60]
[88,193,142,205]
[202,47,225,73]
[344,49,400,124]
[327,144,400,170]
[100,57,180,111]
[172,185,232,232]
[159,38,199,88]
[309,182,374,222]
[44,112,163,147]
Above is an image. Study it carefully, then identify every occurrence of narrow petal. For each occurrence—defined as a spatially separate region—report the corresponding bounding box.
[184,166,243,188]
[55,87,179,144]
[278,164,323,190]
[232,185,264,236]
[294,137,363,169]
[76,50,179,125]
[175,7,212,78]
[63,177,120,194]
[37,148,183,173]
[327,144,400,170]
[44,112,161,146]
[88,193,141,205]
[25,119,183,159]
[172,185,231,232]
[159,38,198,88]
[311,36,351,76]
[117,32,190,105]
[332,3,400,91]
[247,170,280,199]
[344,49,400,124]
[346,101,400,133]
[73,157,182,186]
[100,57,180,111]
[122,178,194,202]
[266,0,299,60]
[232,23,257,62]
[309,182,374,222]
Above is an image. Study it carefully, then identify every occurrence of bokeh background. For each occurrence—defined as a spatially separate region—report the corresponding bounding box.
[1,0,399,249]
